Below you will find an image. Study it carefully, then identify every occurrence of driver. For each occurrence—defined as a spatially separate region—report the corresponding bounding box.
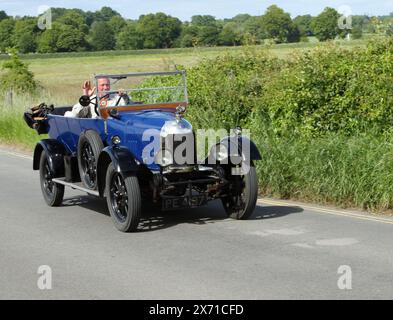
[65,78,130,118]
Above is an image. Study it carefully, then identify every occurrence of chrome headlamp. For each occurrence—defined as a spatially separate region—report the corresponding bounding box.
[213,144,229,162]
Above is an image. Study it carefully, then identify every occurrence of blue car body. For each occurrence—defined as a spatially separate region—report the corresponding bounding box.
[46,109,191,172]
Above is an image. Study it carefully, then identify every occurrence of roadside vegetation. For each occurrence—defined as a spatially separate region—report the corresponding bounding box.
[140,36,393,212]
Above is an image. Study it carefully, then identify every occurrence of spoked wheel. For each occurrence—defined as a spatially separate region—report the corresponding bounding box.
[77,130,104,190]
[80,142,96,188]
[39,152,64,207]
[222,165,258,220]
[105,163,141,232]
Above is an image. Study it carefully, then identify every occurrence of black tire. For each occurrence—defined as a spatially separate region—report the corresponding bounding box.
[222,165,258,220]
[105,163,141,232]
[39,151,64,207]
[77,130,104,190]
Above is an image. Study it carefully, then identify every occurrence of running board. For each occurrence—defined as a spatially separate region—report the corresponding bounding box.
[52,178,100,197]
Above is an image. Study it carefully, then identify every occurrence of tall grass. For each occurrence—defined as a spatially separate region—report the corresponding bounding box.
[253,125,393,211]
[0,92,61,149]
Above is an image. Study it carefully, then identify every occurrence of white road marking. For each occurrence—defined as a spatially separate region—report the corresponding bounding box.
[315,238,359,247]
[0,149,32,160]
[264,228,305,236]
[292,243,315,249]
[258,199,393,225]
[248,228,305,238]
[248,231,270,237]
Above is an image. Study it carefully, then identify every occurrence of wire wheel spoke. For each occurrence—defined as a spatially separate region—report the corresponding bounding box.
[110,173,128,222]
[42,160,54,196]
[82,143,97,187]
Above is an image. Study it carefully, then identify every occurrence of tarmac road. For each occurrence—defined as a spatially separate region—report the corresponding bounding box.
[1,148,393,300]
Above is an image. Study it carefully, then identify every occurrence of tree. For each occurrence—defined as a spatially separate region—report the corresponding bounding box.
[0,18,15,52]
[37,22,87,53]
[198,24,222,46]
[97,7,121,21]
[16,33,37,53]
[116,22,143,50]
[0,48,37,94]
[37,25,60,53]
[85,10,96,26]
[138,13,182,49]
[260,5,300,43]
[0,10,8,22]
[219,22,243,46]
[56,24,87,52]
[178,23,199,47]
[311,7,341,41]
[108,15,127,34]
[57,10,89,34]
[231,14,251,24]
[293,15,313,37]
[243,16,265,43]
[89,21,116,51]
[191,15,217,26]
[12,17,39,53]
[189,15,222,46]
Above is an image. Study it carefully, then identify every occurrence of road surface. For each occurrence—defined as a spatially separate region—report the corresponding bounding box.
[0,148,392,299]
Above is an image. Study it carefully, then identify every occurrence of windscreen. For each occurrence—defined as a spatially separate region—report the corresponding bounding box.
[94,71,187,107]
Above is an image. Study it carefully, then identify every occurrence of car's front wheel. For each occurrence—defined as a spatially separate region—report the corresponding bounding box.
[105,163,141,232]
[221,165,258,220]
[39,151,64,207]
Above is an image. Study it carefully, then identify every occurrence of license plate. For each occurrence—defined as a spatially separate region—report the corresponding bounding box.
[162,194,208,211]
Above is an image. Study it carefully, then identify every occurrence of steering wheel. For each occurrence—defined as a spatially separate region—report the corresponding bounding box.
[114,92,131,107]
[95,93,111,117]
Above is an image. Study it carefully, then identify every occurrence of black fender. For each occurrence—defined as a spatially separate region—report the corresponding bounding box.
[33,139,66,178]
[96,146,139,197]
[206,135,261,166]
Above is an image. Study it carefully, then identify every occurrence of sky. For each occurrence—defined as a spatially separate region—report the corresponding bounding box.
[0,0,392,20]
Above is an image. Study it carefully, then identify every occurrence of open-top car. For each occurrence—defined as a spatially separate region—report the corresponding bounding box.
[25,71,262,232]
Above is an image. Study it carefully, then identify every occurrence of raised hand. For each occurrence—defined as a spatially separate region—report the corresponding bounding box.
[82,80,96,97]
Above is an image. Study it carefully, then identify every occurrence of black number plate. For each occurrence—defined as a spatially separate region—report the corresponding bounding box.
[162,194,208,211]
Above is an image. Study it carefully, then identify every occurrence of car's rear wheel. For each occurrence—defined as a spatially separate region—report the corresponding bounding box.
[39,151,64,207]
[105,163,141,232]
[222,165,258,220]
[77,130,104,190]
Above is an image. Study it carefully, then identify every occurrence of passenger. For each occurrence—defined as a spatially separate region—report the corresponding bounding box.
[65,78,130,118]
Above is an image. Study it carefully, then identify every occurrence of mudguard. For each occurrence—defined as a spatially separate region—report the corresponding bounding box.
[223,135,262,161]
[33,139,66,178]
[96,146,139,197]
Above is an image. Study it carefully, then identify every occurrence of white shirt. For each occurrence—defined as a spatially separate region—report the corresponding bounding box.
[65,94,129,119]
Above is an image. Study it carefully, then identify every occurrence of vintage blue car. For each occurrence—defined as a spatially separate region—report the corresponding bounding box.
[26,71,261,232]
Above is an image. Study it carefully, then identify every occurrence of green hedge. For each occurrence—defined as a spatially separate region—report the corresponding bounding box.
[262,37,393,136]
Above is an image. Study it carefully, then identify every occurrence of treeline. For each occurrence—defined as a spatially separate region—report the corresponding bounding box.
[0,5,392,53]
